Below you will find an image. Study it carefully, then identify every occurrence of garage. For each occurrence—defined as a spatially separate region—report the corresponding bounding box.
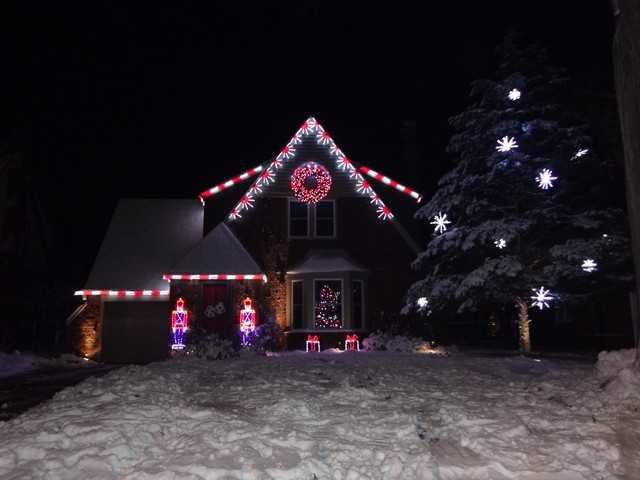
[102,300,170,364]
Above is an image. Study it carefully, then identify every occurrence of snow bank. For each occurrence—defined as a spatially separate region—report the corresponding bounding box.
[0,349,637,479]
[595,348,640,409]
[0,351,95,379]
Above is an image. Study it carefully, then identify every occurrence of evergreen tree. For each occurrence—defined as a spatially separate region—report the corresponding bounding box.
[407,33,633,353]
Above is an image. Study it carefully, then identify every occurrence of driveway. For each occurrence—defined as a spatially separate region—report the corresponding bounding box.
[0,363,122,421]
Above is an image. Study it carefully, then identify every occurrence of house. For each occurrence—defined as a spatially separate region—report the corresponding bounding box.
[67,117,424,363]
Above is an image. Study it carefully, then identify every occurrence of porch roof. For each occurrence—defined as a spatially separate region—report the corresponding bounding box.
[287,250,367,274]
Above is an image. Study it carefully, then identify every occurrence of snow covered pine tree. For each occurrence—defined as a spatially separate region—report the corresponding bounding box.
[407,32,633,354]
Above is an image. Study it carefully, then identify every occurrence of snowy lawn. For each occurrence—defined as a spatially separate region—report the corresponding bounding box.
[1,348,639,479]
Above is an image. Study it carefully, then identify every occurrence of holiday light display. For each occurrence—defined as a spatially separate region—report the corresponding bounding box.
[238,297,256,345]
[306,334,320,351]
[536,169,557,189]
[345,334,360,351]
[315,285,341,328]
[581,259,598,272]
[508,89,521,100]
[417,297,429,309]
[496,136,518,152]
[163,274,267,281]
[171,298,189,350]
[572,148,589,159]
[75,289,169,297]
[206,117,421,221]
[290,162,332,203]
[199,166,264,200]
[431,212,451,234]
[358,166,424,202]
[494,238,507,249]
[531,287,553,310]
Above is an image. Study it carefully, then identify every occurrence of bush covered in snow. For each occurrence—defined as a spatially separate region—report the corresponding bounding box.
[595,348,640,409]
[244,310,283,355]
[185,333,239,360]
[362,331,448,354]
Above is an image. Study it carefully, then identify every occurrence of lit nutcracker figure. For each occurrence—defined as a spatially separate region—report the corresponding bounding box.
[239,297,256,345]
[171,298,189,350]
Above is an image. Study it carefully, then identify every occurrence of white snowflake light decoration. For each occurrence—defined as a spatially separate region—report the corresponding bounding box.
[536,169,557,189]
[494,238,507,249]
[581,259,598,272]
[430,212,451,234]
[572,148,589,159]
[531,287,553,310]
[508,89,521,101]
[496,136,518,152]
[417,297,429,309]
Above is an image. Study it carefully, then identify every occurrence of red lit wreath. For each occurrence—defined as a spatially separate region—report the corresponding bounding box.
[290,162,332,203]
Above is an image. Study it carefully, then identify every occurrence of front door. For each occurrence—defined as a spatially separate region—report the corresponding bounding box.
[201,283,231,338]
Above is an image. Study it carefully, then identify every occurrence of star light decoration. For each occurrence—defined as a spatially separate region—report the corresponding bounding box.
[536,168,558,189]
[431,212,451,234]
[572,148,589,160]
[494,238,507,249]
[531,286,553,310]
[508,89,521,101]
[216,117,402,221]
[496,136,518,152]
[581,259,598,272]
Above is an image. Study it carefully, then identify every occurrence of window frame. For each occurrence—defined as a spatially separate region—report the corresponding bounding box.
[288,199,335,239]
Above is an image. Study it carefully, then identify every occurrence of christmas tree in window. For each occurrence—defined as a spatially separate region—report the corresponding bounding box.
[315,285,341,328]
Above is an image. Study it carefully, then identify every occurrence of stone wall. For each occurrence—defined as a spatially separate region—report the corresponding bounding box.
[66,296,101,359]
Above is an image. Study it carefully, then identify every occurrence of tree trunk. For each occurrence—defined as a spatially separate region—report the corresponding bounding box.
[612,0,640,357]
[516,299,532,355]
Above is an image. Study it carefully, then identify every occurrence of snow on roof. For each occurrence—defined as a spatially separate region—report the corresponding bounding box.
[287,251,367,274]
[167,222,264,276]
[83,199,203,291]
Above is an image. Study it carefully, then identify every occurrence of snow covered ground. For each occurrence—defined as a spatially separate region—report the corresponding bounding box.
[0,347,639,479]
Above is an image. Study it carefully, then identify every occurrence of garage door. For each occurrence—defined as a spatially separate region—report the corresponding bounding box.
[102,301,170,364]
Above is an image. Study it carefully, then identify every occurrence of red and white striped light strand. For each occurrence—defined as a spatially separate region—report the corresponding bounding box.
[199,166,264,201]
[74,290,169,297]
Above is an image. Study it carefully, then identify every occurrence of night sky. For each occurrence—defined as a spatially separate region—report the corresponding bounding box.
[0,1,618,285]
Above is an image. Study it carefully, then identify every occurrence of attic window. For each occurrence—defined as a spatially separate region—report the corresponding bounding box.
[288,200,335,238]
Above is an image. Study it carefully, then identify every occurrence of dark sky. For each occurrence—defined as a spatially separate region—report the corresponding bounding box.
[0,1,618,283]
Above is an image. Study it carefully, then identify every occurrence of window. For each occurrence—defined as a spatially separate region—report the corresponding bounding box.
[292,280,303,329]
[314,280,342,329]
[289,202,309,237]
[352,280,363,330]
[315,201,335,237]
[288,200,335,238]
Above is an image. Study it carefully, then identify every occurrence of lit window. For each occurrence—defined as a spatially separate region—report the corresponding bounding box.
[314,280,342,329]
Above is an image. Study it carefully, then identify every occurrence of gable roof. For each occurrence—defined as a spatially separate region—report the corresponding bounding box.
[198,117,423,223]
[164,222,265,280]
[82,199,203,292]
